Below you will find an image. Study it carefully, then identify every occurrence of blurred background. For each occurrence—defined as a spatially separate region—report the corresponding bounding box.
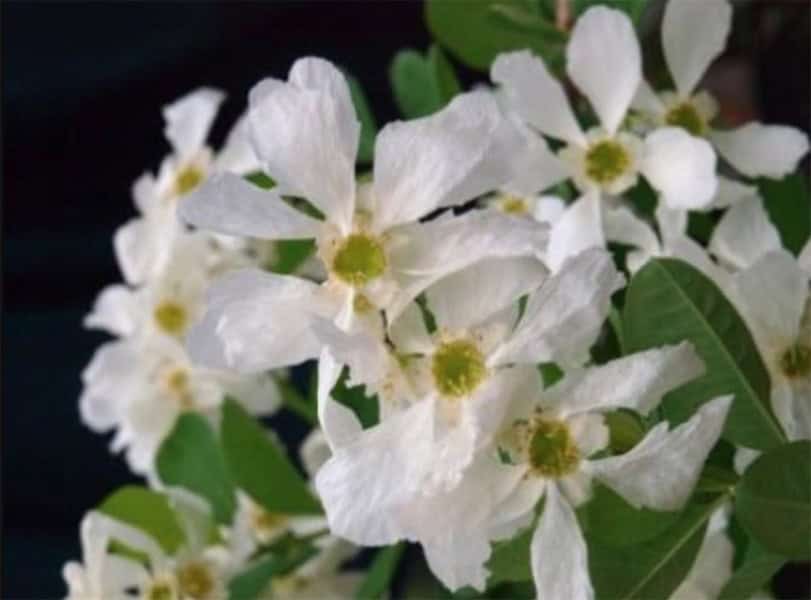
[3,1,808,598]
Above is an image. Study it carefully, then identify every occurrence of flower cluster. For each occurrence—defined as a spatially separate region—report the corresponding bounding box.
[67,1,809,599]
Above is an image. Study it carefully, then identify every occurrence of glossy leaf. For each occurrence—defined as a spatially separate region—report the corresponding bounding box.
[759,174,810,256]
[389,45,460,119]
[221,399,322,515]
[354,543,406,599]
[735,440,811,561]
[487,524,533,584]
[228,542,318,600]
[719,539,786,600]
[98,486,185,554]
[623,258,785,450]
[346,73,378,164]
[332,368,379,429]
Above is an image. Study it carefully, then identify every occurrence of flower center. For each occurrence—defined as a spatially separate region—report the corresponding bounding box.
[665,102,705,137]
[585,140,631,184]
[528,419,580,478]
[250,505,289,538]
[498,195,530,215]
[165,368,194,409]
[174,165,205,197]
[154,301,188,336]
[144,576,178,600]
[177,561,216,599]
[780,344,811,378]
[332,233,387,286]
[431,339,487,397]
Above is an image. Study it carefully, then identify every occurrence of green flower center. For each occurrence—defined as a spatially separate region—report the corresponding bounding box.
[431,339,487,398]
[780,344,811,378]
[585,140,631,184]
[332,234,387,286]
[499,195,529,215]
[528,419,580,478]
[174,165,204,197]
[665,102,705,137]
[177,561,215,599]
[154,301,188,336]
[145,578,177,600]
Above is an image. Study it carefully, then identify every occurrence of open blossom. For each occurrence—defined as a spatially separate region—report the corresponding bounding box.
[115,88,260,286]
[631,0,809,181]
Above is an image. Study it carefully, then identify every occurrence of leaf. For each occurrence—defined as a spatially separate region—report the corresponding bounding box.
[272,239,316,275]
[354,543,406,599]
[425,0,566,72]
[429,45,462,102]
[345,73,378,164]
[719,539,786,600]
[221,399,322,515]
[579,483,680,548]
[332,368,379,429]
[487,525,533,584]
[156,413,237,524]
[589,493,729,600]
[573,0,650,26]
[278,378,317,425]
[228,542,318,600]
[604,409,646,455]
[735,440,811,561]
[98,486,185,554]
[695,463,739,494]
[389,45,460,120]
[623,258,785,451]
[759,173,811,256]
[244,172,275,190]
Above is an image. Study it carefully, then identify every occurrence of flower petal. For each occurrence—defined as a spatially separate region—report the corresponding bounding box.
[179,172,322,240]
[501,122,570,197]
[641,127,717,209]
[83,284,139,337]
[567,6,640,135]
[603,206,661,257]
[492,50,585,145]
[800,240,811,277]
[317,349,364,451]
[248,58,358,232]
[709,196,781,270]
[80,341,139,432]
[545,192,605,273]
[662,0,732,97]
[710,122,810,179]
[631,79,665,115]
[214,114,260,174]
[531,484,594,600]
[163,88,224,161]
[389,302,433,355]
[113,217,176,286]
[589,395,732,510]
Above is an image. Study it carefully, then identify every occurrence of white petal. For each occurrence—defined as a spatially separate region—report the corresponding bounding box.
[214,114,260,174]
[83,285,139,337]
[545,192,605,273]
[711,123,810,179]
[186,269,328,372]
[533,195,567,225]
[179,172,322,240]
[372,92,513,230]
[602,206,660,257]
[248,58,358,232]
[800,240,811,277]
[388,302,433,355]
[163,87,224,160]
[544,343,705,417]
[671,515,734,600]
[567,6,640,135]
[590,395,733,511]
[531,484,594,600]
[491,248,623,367]
[709,196,781,270]
[222,373,281,417]
[642,127,718,209]
[772,379,811,442]
[80,341,139,432]
[491,50,585,145]
[113,217,171,286]
[631,79,665,115]
[662,0,732,97]
[501,122,570,197]
[655,203,688,244]
[426,256,547,331]
[312,319,390,393]
[709,176,759,209]
[317,349,364,451]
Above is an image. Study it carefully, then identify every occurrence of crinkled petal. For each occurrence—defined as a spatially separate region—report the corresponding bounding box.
[711,123,810,179]
[179,172,322,240]
[545,192,605,273]
[589,395,733,511]
[163,87,224,161]
[567,6,640,135]
[492,50,585,145]
[83,284,139,337]
[709,196,781,270]
[642,127,717,209]
[662,0,732,97]
[531,484,594,600]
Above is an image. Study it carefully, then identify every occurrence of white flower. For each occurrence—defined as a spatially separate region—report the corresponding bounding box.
[671,507,734,600]
[632,0,809,180]
[709,195,783,272]
[115,88,260,286]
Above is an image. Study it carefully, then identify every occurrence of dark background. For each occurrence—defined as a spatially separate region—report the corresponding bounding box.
[3,2,809,598]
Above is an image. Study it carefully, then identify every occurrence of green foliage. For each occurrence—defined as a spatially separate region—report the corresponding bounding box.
[98,486,185,554]
[390,45,460,119]
[332,368,379,429]
[623,258,786,451]
[573,0,649,26]
[221,399,322,515]
[355,543,406,599]
[604,409,646,455]
[487,525,534,584]
[425,0,566,72]
[273,239,316,275]
[345,73,378,164]
[719,539,786,600]
[735,440,811,561]
[228,540,318,600]
[156,413,237,524]
[278,378,318,425]
[759,173,811,255]
[588,493,729,600]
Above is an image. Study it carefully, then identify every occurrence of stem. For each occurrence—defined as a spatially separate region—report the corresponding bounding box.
[555,0,571,32]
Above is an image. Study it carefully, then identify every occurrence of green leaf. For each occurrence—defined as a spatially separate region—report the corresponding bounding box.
[589,493,728,600]
[355,543,406,599]
[719,539,786,600]
[759,174,811,255]
[228,543,318,600]
[272,239,316,275]
[332,368,379,429]
[487,525,533,584]
[221,399,322,515]
[156,413,237,524]
[429,45,462,101]
[735,440,811,561]
[278,378,317,426]
[623,258,785,451]
[389,45,459,120]
[695,463,739,494]
[573,0,649,26]
[345,73,378,164]
[98,486,185,554]
[604,410,646,455]
[579,483,680,548]
[425,0,566,72]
